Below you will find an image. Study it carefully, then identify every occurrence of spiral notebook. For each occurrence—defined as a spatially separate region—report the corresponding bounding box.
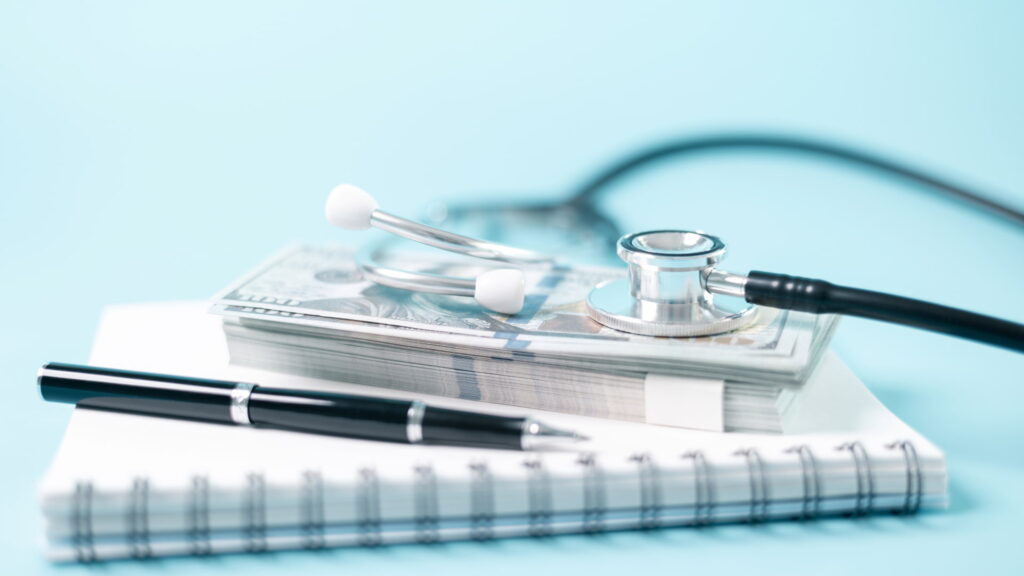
[39,302,948,562]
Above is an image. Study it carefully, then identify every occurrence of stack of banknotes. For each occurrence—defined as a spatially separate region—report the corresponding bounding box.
[212,245,839,433]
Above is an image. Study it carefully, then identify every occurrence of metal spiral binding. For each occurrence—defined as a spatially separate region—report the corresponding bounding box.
[785,445,821,519]
[357,467,382,546]
[576,453,606,533]
[127,477,152,559]
[244,473,268,552]
[301,470,326,549]
[187,475,211,555]
[71,480,96,563]
[468,461,495,541]
[837,441,874,516]
[886,440,923,514]
[630,453,662,529]
[413,464,440,543]
[523,458,553,537]
[682,451,714,526]
[735,449,769,523]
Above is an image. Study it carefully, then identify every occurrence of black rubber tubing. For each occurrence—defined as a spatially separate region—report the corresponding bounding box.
[744,271,1024,353]
[569,134,1024,230]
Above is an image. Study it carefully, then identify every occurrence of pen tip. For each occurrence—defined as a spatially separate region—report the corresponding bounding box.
[521,417,589,450]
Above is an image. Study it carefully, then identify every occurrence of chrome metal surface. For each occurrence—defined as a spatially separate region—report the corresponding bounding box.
[586,278,758,337]
[519,417,586,450]
[230,383,256,426]
[586,229,757,337]
[618,230,725,272]
[361,261,476,296]
[406,400,426,444]
[619,230,725,303]
[704,269,749,298]
[371,210,554,265]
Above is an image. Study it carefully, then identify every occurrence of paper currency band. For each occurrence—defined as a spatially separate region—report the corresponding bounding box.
[230,383,256,426]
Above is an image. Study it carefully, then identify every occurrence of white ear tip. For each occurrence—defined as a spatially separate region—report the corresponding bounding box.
[326,184,379,230]
[474,269,525,315]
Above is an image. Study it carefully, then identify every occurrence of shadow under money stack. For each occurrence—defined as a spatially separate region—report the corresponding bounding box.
[212,245,839,433]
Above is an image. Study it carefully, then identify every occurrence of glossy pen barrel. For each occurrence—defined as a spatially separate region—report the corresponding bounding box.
[249,394,526,448]
[38,363,579,451]
[38,362,241,424]
[248,388,411,442]
[422,407,524,449]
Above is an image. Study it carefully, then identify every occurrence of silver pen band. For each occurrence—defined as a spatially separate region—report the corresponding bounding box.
[406,400,426,443]
[230,383,256,425]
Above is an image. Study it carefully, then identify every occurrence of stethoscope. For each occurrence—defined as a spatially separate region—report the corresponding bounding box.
[322,134,1024,353]
[325,183,1024,353]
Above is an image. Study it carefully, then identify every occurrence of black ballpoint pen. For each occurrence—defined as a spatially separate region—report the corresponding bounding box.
[38,362,585,451]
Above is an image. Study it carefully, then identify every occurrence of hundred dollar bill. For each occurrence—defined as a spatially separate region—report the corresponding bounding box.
[212,245,838,384]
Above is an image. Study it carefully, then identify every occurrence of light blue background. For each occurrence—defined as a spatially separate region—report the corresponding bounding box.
[3,1,1024,574]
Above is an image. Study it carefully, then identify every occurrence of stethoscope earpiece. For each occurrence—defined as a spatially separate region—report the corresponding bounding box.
[326,184,379,231]
[474,269,525,315]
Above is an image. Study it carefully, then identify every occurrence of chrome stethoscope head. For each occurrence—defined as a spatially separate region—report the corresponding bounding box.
[326,185,756,336]
[585,230,757,337]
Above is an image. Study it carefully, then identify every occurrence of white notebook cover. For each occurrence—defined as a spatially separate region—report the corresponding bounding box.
[38,302,948,561]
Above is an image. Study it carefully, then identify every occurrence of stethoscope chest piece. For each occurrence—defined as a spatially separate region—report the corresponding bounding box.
[586,230,758,337]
